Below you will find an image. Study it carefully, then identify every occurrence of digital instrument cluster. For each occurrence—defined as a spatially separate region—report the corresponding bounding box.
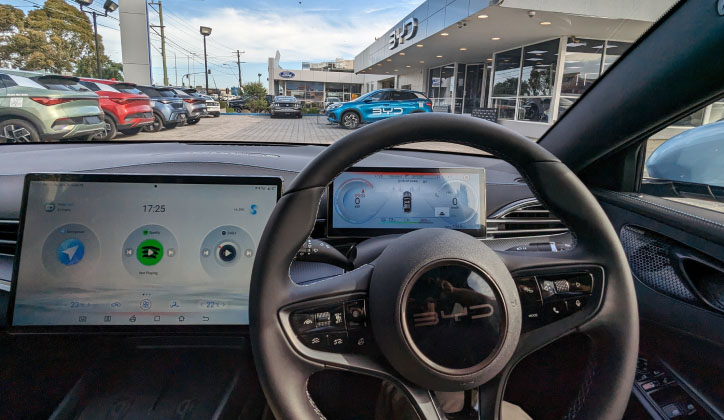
[328,167,485,237]
[9,174,281,329]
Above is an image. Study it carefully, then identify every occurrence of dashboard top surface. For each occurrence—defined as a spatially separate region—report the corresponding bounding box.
[0,142,527,219]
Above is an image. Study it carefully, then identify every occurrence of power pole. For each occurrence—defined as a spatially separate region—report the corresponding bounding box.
[149,1,168,85]
[174,53,177,86]
[234,50,245,89]
[186,56,190,87]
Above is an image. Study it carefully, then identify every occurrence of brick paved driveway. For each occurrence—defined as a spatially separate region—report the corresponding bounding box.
[116,115,348,144]
[114,114,480,154]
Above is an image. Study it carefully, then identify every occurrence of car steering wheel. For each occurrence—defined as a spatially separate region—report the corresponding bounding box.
[250,113,638,420]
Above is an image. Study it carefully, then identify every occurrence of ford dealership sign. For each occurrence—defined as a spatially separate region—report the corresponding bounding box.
[279,71,295,78]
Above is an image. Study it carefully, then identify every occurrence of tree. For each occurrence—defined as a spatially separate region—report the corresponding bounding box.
[243,82,267,100]
[0,0,114,75]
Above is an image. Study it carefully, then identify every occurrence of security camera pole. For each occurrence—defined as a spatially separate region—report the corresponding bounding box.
[75,0,119,79]
[200,26,212,92]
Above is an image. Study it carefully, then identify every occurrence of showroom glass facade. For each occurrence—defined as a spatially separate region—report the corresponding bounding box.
[276,81,362,106]
[427,63,488,114]
[490,37,635,123]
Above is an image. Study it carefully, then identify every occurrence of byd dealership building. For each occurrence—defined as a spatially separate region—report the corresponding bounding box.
[353,0,675,138]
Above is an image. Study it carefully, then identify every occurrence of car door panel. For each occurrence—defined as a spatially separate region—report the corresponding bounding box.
[594,190,724,418]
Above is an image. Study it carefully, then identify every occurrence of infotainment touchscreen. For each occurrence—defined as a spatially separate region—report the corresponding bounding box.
[9,174,281,329]
[327,167,485,237]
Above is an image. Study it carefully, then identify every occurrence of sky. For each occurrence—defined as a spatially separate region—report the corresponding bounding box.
[5,0,422,89]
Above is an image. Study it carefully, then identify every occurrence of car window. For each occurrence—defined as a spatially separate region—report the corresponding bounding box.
[95,83,120,93]
[365,91,387,101]
[390,91,417,101]
[643,98,724,213]
[157,89,176,97]
[0,74,18,88]
[7,75,47,89]
[79,81,100,91]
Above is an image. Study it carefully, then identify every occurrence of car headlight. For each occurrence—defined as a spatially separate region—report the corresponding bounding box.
[328,103,342,111]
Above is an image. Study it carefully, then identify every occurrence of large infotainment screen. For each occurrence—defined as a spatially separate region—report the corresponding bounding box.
[328,168,485,237]
[10,174,281,329]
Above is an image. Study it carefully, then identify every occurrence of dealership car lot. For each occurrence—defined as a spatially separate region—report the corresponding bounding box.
[113,114,478,154]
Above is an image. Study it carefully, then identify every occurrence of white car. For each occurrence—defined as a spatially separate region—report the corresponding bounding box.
[202,95,221,117]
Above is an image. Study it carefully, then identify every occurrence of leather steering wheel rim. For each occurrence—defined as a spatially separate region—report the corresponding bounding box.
[250,113,638,420]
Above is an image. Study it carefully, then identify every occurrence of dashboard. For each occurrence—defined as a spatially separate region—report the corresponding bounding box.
[0,142,572,331]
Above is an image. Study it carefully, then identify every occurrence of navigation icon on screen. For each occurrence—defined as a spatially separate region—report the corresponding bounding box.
[56,238,85,266]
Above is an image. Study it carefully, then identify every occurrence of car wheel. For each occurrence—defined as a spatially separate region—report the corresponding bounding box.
[144,114,163,133]
[0,119,40,143]
[120,127,143,136]
[233,107,243,113]
[94,116,117,141]
[341,111,360,129]
[187,118,200,125]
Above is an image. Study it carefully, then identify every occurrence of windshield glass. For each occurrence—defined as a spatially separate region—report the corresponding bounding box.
[0,0,676,149]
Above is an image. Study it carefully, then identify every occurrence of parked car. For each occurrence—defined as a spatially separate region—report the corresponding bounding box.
[270,96,302,118]
[326,89,432,129]
[646,119,724,187]
[181,88,219,118]
[170,87,207,125]
[114,84,186,132]
[75,78,154,140]
[228,96,251,113]
[202,95,220,117]
[0,72,104,143]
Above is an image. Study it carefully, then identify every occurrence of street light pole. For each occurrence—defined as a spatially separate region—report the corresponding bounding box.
[199,26,212,93]
[91,11,102,78]
[76,0,118,79]
[258,73,261,83]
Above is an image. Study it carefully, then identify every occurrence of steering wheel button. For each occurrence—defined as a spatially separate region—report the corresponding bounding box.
[299,333,328,350]
[544,301,569,321]
[328,332,348,351]
[515,277,542,307]
[539,280,556,300]
[291,313,317,334]
[345,300,367,328]
[566,296,587,312]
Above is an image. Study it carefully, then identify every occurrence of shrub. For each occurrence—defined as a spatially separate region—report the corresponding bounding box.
[246,97,269,113]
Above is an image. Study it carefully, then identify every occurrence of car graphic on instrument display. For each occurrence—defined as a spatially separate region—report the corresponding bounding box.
[326,89,432,129]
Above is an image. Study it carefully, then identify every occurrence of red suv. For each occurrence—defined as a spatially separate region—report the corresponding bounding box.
[78,78,154,140]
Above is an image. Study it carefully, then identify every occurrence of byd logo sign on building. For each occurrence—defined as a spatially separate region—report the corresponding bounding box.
[388,18,418,50]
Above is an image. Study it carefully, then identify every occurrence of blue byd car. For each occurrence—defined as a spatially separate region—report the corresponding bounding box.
[646,119,724,187]
[327,89,432,129]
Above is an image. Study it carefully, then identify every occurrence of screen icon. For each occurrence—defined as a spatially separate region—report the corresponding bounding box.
[136,239,163,266]
[250,204,258,215]
[140,299,152,310]
[217,243,237,262]
[104,315,112,322]
[78,316,87,322]
[44,202,55,212]
[56,238,85,266]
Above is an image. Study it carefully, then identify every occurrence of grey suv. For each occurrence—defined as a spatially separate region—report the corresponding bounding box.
[170,88,206,125]
[116,84,186,132]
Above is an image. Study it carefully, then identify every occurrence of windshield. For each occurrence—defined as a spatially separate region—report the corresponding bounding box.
[0,0,676,149]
